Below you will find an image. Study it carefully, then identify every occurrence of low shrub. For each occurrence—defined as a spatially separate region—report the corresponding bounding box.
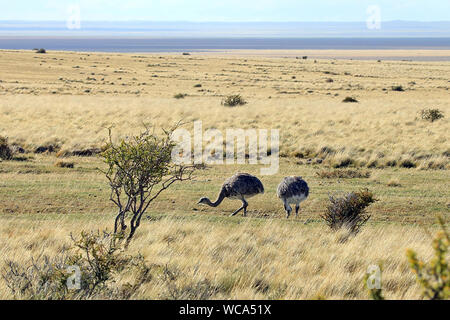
[420,109,444,122]
[392,85,404,92]
[321,189,377,235]
[1,231,152,300]
[222,94,247,107]
[316,169,370,179]
[55,160,75,168]
[174,93,188,99]
[399,159,416,168]
[342,97,358,103]
[0,136,13,160]
[35,48,46,54]
[35,144,60,154]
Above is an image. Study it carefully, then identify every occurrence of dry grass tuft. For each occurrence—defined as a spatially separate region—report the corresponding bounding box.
[54,160,75,168]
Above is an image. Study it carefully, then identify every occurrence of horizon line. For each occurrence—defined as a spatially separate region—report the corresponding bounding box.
[2,20,450,23]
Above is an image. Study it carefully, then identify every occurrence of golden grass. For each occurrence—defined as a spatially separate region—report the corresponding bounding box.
[0,49,449,300]
[0,214,436,300]
[0,50,448,168]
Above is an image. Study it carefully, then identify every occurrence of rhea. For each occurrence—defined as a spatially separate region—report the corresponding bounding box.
[277,176,309,218]
[198,173,264,217]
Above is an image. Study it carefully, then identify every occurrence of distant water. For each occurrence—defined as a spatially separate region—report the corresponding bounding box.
[1,37,450,52]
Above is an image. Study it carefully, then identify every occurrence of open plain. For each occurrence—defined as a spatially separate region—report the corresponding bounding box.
[0,49,449,299]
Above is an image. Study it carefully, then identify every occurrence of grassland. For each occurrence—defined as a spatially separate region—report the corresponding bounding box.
[0,49,449,299]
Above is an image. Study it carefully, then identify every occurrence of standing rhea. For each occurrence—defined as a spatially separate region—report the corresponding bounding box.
[198,173,264,217]
[277,176,309,218]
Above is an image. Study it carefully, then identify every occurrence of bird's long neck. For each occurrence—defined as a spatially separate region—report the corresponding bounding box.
[205,188,226,207]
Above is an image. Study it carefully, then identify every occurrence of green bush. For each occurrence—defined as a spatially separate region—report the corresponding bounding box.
[392,85,404,92]
[316,169,370,179]
[222,94,247,107]
[321,189,377,235]
[54,160,75,168]
[420,109,444,122]
[173,93,188,99]
[342,97,358,103]
[0,136,13,160]
[101,125,196,245]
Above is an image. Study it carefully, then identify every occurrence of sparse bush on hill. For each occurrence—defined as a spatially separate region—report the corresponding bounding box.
[420,109,444,122]
[101,124,196,245]
[55,160,75,168]
[316,169,370,179]
[222,94,247,107]
[321,189,377,235]
[407,216,449,300]
[0,136,13,160]
[174,93,188,99]
[342,96,358,103]
[392,85,404,92]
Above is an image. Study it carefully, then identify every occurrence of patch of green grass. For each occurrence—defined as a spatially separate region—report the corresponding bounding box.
[0,155,448,224]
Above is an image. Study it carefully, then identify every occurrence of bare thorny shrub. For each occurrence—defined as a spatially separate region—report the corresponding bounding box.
[2,231,153,299]
[320,189,377,237]
[100,123,197,246]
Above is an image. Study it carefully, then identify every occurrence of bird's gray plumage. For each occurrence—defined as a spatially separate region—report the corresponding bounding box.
[198,173,264,216]
[277,176,309,218]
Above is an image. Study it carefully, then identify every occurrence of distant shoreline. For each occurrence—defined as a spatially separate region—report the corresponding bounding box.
[1,37,450,57]
[2,48,450,62]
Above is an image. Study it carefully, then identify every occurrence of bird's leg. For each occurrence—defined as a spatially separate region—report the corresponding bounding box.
[284,200,292,219]
[242,199,248,217]
[295,204,300,218]
[231,198,248,217]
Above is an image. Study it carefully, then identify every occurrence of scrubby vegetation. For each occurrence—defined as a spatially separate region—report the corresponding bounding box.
[321,189,377,235]
[342,96,358,103]
[173,93,188,99]
[2,231,152,299]
[101,126,196,244]
[54,160,75,168]
[0,136,12,160]
[222,94,247,107]
[420,108,444,122]
[316,169,370,179]
[392,85,405,92]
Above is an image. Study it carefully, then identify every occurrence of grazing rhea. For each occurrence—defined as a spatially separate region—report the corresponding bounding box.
[198,173,264,217]
[277,176,309,218]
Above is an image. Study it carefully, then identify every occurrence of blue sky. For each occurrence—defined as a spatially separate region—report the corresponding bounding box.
[1,0,449,22]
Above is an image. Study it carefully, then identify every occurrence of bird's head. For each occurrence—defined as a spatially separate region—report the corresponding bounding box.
[197,197,209,205]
